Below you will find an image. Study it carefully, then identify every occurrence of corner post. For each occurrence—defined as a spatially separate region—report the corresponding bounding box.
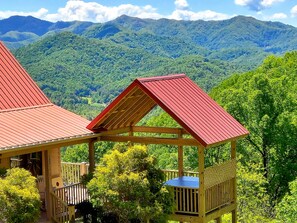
[178,129,183,177]
[198,145,205,223]
[88,139,96,173]
[44,150,52,221]
[231,141,237,223]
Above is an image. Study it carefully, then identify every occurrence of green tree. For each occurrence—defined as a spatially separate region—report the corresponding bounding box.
[210,52,297,211]
[276,178,297,222]
[0,168,41,223]
[87,144,174,223]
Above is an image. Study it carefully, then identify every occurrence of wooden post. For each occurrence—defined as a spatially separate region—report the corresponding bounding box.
[0,157,10,168]
[88,139,96,173]
[129,126,133,146]
[231,141,237,223]
[44,150,52,221]
[198,146,205,223]
[178,129,183,177]
[68,205,76,223]
[80,162,88,176]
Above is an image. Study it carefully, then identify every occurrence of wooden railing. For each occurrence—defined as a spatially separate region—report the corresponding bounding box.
[205,178,234,213]
[61,162,89,185]
[162,169,198,181]
[60,161,235,217]
[174,187,199,214]
[163,160,236,216]
[54,183,89,205]
[50,191,75,223]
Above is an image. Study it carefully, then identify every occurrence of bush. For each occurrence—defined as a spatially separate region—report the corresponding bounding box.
[87,144,174,223]
[0,168,41,223]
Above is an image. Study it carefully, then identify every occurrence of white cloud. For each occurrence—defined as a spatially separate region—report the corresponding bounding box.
[174,0,189,10]
[0,8,48,20]
[270,12,287,19]
[43,0,162,22]
[0,0,232,23]
[291,5,297,17]
[169,9,230,21]
[235,0,285,11]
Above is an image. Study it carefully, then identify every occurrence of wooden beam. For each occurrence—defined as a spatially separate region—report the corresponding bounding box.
[205,203,236,222]
[88,139,96,173]
[168,214,199,222]
[178,129,183,177]
[0,135,98,158]
[98,127,130,136]
[132,126,189,135]
[198,145,206,223]
[231,140,237,223]
[99,135,200,146]
[44,150,52,221]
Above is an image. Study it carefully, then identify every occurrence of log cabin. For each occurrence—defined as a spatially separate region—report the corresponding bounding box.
[0,42,97,222]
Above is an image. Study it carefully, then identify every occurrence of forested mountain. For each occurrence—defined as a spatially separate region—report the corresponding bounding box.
[2,15,297,64]
[14,32,238,118]
[7,14,297,117]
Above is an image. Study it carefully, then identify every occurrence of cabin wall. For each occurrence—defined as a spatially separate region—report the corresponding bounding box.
[49,147,62,178]
[0,157,10,168]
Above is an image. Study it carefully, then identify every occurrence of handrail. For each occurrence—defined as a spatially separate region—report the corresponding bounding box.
[61,162,89,185]
[162,169,198,181]
[54,182,89,205]
[50,191,75,223]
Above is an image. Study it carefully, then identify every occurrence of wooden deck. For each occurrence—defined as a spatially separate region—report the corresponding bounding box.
[58,161,236,222]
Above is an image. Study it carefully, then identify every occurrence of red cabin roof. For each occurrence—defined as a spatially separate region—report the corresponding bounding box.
[0,42,50,110]
[0,42,94,151]
[88,74,249,147]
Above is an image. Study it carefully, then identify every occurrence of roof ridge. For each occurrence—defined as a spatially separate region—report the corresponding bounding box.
[137,74,186,83]
[0,103,54,113]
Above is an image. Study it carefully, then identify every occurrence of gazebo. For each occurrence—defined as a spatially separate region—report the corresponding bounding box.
[88,74,249,222]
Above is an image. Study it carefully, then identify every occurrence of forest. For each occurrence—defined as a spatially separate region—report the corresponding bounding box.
[4,15,297,222]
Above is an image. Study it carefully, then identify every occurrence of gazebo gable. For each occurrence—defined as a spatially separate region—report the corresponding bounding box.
[87,74,249,148]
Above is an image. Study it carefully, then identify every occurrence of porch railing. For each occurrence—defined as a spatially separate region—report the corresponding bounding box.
[61,162,89,185]
[50,191,75,223]
[60,161,235,216]
[54,183,89,205]
[162,160,236,216]
[162,169,198,181]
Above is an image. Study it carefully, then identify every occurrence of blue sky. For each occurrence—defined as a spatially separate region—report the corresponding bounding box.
[1,0,297,27]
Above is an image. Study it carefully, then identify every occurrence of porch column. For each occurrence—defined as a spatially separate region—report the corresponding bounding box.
[178,129,183,177]
[44,150,52,220]
[198,146,205,223]
[88,139,96,173]
[231,141,237,223]
[0,157,10,168]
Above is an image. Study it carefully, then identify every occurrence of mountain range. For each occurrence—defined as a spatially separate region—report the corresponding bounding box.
[2,15,297,117]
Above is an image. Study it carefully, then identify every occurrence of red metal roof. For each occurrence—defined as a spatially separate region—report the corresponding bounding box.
[0,42,94,151]
[0,104,94,150]
[0,42,50,110]
[88,74,249,147]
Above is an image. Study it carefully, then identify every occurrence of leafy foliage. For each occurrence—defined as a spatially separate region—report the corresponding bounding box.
[87,144,174,222]
[211,52,297,214]
[0,168,41,223]
[276,178,297,222]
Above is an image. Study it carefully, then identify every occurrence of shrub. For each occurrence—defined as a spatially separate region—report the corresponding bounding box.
[0,168,41,223]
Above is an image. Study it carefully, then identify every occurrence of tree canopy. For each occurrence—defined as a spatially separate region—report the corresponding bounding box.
[210,52,297,215]
[0,168,41,223]
[87,144,174,223]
